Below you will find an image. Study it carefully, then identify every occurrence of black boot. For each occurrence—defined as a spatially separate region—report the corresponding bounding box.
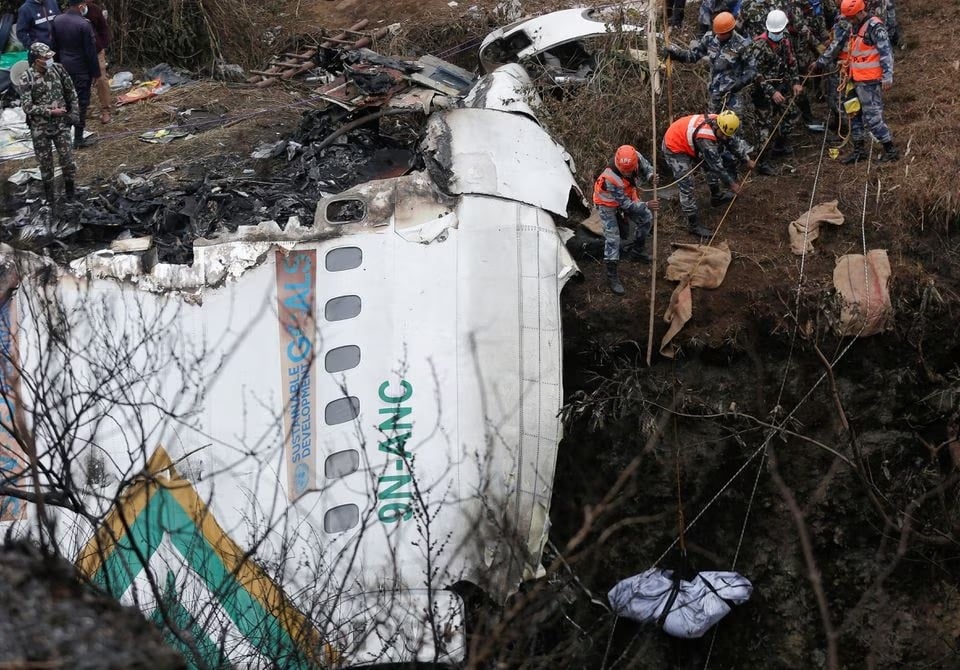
[605,261,625,295]
[841,142,866,164]
[623,239,652,263]
[771,136,793,156]
[42,181,55,204]
[709,184,734,207]
[74,125,96,149]
[64,179,76,200]
[756,160,778,176]
[878,141,899,162]
[687,214,713,239]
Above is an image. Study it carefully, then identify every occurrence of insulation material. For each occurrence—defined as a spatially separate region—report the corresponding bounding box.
[660,242,732,357]
[788,200,845,255]
[833,249,892,337]
[608,568,753,639]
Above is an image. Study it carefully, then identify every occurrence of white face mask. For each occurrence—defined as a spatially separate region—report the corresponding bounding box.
[81,5,88,16]
[42,56,55,68]
[768,31,785,42]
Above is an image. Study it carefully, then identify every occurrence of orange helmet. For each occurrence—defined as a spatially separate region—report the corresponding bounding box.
[614,145,639,173]
[713,11,737,34]
[840,0,865,17]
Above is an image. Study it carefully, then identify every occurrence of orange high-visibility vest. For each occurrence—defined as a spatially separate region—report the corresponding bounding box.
[593,167,639,207]
[664,114,718,157]
[848,17,884,82]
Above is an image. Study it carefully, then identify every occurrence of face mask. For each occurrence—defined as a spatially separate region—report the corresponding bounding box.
[768,31,785,43]
[43,56,54,68]
[81,5,88,16]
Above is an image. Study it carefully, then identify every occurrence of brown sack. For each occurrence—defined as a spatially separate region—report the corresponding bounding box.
[660,242,732,357]
[833,249,892,337]
[580,208,604,237]
[789,200,845,255]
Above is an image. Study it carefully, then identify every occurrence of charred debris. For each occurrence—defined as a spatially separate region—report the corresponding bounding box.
[0,47,482,265]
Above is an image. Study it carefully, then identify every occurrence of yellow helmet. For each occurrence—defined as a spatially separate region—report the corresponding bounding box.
[715,110,740,136]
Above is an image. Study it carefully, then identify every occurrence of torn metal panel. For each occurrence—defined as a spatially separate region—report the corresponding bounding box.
[408,54,477,96]
[317,65,409,110]
[462,62,542,119]
[1,183,576,666]
[422,107,585,217]
[479,5,647,71]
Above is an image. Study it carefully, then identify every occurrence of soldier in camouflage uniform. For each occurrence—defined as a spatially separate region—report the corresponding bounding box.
[869,0,900,46]
[750,9,804,174]
[698,0,742,35]
[19,42,78,204]
[662,111,756,237]
[813,0,897,163]
[739,0,783,37]
[666,12,757,116]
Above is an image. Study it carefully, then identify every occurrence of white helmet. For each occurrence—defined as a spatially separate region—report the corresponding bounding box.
[765,9,789,34]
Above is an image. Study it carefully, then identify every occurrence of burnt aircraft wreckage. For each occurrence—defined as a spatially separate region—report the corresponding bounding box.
[0,16,628,666]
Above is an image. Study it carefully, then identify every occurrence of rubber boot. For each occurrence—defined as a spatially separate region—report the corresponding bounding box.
[74,125,82,150]
[878,141,899,162]
[42,181,55,204]
[841,141,866,164]
[64,179,76,200]
[605,261,625,295]
[709,184,734,207]
[687,214,712,239]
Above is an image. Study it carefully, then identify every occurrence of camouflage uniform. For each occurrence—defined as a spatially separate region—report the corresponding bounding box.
[750,33,801,159]
[739,0,785,37]
[698,0,743,35]
[19,44,78,201]
[818,16,852,119]
[597,154,655,262]
[662,120,752,218]
[816,14,895,155]
[868,0,899,44]
[667,30,757,115]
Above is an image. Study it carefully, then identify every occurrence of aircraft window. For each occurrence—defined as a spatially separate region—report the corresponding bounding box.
[325,396,360,425]
[325,247,362,271]
[326,199,366,224]
[325,345,361,373]
[325,295,361,321]
[325,450,360,478]
[324,504,359,533]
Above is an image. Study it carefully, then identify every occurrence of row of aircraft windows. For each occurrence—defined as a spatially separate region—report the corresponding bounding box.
[322,246,362,534]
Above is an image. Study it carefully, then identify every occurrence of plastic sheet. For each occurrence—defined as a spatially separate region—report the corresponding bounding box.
[608,568,752,639]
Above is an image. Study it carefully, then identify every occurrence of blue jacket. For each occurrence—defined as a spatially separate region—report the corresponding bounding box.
[50,11,100,79]
[16,0,60,48]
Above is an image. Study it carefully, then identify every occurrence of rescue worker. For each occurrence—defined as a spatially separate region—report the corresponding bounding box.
[18,42,79,205]
[15,0,60,49]
[698,0,742,36]
[750,9,804,174]
[812,0,897,163]
[51,0,100,149]
[593,145,660,295]
[739,0,783,38]
[662,111,756,238]
[666,12,757,116]
[789,0,833,127]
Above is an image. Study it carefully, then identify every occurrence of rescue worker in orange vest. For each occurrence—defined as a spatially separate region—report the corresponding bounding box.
[811,0,897,162]
[662,111,756,239]
[592,145,660,295]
